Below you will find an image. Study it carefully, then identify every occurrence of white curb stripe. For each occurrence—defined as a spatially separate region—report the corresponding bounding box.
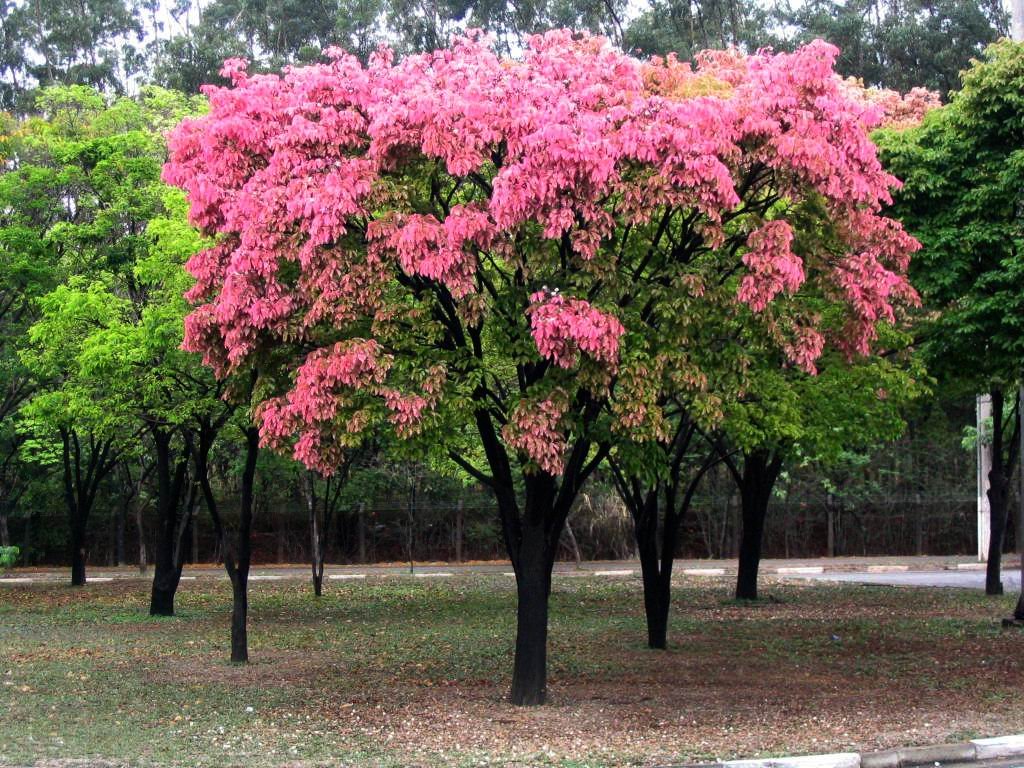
[684,568,725,576]
[329,574,366,580]
[776,566,824,575]
[726,752,860,768]
[971,734,1024,759]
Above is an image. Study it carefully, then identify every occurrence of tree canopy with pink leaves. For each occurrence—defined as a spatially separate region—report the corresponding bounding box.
[164,30,918,704]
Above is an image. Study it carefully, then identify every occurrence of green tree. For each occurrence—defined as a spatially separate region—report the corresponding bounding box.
[11,85,206,586]
[780,0,1007,95]
[712,340,925,600]
[2,0,144,110]
[876,40,1024,599]
[624,0,774,58]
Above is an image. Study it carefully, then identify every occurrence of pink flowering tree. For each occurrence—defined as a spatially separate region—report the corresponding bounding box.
[165,32,917,705]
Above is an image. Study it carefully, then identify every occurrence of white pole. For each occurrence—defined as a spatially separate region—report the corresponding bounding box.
[978,394,993,561]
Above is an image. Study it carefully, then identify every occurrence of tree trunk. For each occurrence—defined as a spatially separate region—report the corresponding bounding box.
[70,519,87,587]
[115,499,126,566]
[735,450,782,601]
[305,471,324,597]
[357,503,366,564]
[985,389,1018,596]
[229,425,259,663]
[136,496,148,574]
[638,544,669,649]
[454,499,464,563]
[510,519,551,706]
[149,428,191,616]
[230,568,249,662]
[633,490,669,649]
[0,510,9,548]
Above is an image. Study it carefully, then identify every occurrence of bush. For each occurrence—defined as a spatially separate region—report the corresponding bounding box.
[0,545,19,571]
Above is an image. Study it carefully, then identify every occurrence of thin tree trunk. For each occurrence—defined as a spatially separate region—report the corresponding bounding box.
[230,425,259,663]
[136,496,148,573]
[305,471,324,597]
[454,498,463,563]
[115,498,126,566]
[563,517,582,567]
[0,510,9,548]
[357,503,366,564]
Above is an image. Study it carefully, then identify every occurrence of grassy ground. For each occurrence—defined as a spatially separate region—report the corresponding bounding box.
[1,573,1022,768]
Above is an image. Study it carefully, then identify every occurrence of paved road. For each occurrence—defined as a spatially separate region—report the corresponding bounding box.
[786,568,1023,590]
[3,554,1022,587]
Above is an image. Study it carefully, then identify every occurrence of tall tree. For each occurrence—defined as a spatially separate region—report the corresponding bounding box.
[780,0,1007,95]
[876,40,1024,598]
[3,0,144,110]
[10,85,206,587]
[624,0,774,58]
[165,34,917,704]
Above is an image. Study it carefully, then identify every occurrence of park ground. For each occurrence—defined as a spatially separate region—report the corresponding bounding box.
[1,570,1023,768]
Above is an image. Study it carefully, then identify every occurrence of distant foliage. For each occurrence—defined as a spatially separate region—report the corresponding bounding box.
[0,545,19,570]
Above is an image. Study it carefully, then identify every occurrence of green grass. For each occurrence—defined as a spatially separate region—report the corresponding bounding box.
[1,574,1021,767]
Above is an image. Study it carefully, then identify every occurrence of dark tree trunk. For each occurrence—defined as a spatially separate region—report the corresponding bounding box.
[230,568,249,662]
[136,497,148,573]
[114,498,126,566]
[229,425,259,663]
[149,427,191,616]
[0,510,9,548]
[985,389,1020,596]
[357,503,366,563]
[634,490,668,649]
[510,517,551,706]
[61,430,115,587]
[735,450,782,601]
[466,395,606,706]
[454,498,464,563]
[638,545,669,649]
[305,471,324,597]
[615,423,713,650]
[70,521,87,587]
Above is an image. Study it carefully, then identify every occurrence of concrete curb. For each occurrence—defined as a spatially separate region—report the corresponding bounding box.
[669,735,1024,768]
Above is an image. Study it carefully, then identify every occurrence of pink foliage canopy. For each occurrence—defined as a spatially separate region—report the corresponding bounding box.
[165,31,918,476]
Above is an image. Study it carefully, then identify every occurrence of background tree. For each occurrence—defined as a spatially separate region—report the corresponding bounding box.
[779,0,1007,95]
[714,342,924,600]
[624,0,773,58]
[877,40,1024,598]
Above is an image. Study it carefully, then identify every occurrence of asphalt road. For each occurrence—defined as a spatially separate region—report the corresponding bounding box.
[786,568,1023,590]
[4,555,1024,589]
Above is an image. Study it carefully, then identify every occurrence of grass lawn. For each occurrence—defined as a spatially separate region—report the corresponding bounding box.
[1,572,1022,767]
